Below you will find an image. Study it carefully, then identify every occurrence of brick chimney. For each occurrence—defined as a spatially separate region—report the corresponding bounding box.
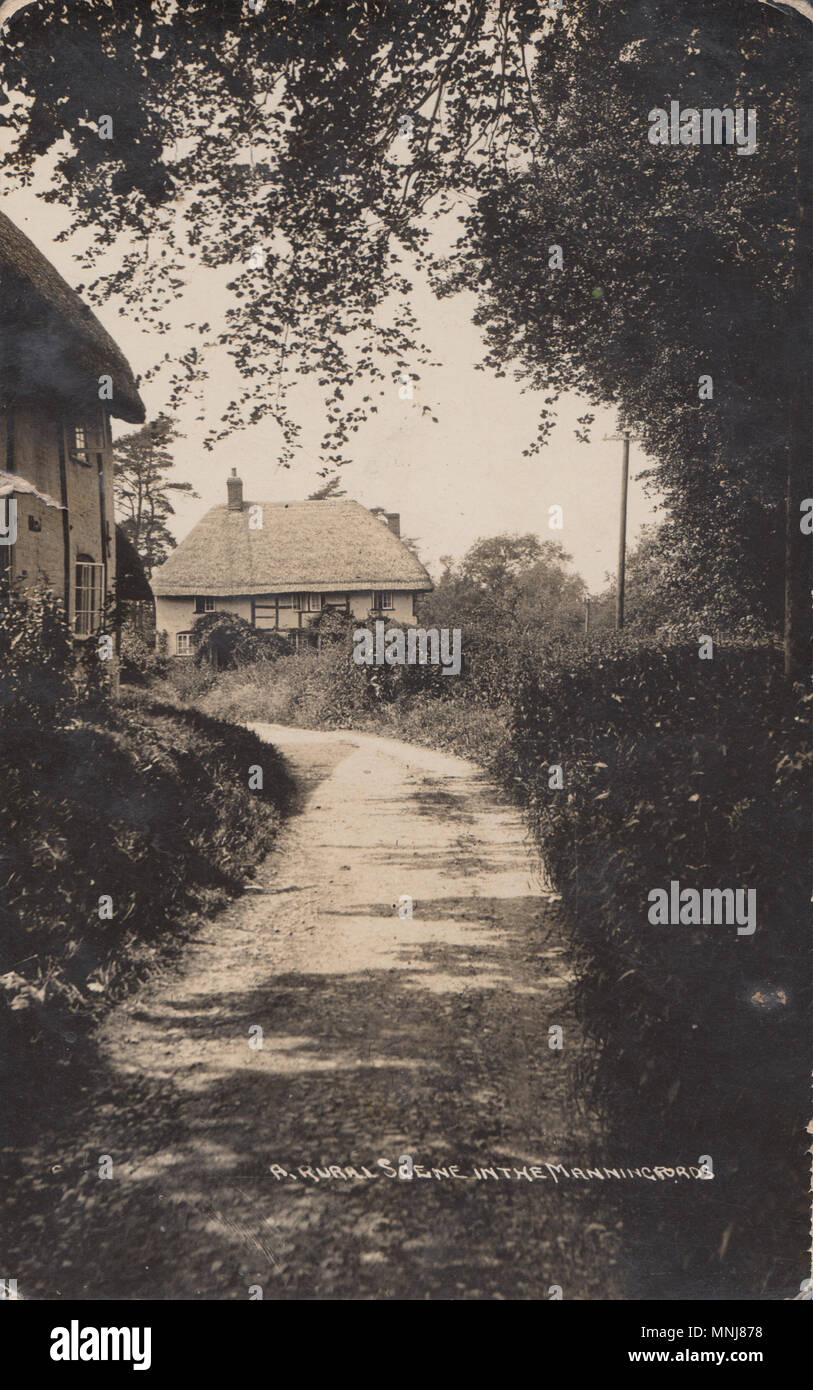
[227,468,243,511]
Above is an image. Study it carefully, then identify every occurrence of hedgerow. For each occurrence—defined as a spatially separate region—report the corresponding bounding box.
[505,634,811,1295]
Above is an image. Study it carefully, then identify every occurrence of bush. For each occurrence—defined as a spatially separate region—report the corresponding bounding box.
[192,610,293,669]
[0,583,75,729]
[191,618,485,731]
[365,692,511,767]
[119,610,168,686]
[197,639,371,727]
[504,633,810,1294]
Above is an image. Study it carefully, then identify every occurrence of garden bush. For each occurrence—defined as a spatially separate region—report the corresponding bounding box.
[192,610,293,669]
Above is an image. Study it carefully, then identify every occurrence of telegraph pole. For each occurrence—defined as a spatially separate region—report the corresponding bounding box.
[617,434,630,630]
[604,431,632,630]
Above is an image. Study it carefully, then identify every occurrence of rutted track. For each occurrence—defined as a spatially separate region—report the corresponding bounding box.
[2,725,623,1299]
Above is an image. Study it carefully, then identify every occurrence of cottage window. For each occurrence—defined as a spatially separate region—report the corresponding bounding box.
[74,558,104,637]
[71,422,103,465]
[71,425,92,466]
[194,596,215,613]
[373,591,393,611]
[285,594,321,612]
[176,631,194,656]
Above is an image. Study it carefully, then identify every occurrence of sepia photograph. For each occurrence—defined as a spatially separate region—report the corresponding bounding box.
[0,0,811,1349]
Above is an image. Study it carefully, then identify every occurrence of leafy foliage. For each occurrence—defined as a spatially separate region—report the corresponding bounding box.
[420,532,586,703]
[191,609,292,669]
[0,585,294,1079]
[2,1,810,626]
[0,694,294,1081]
[589,522,780,638]
[440,3,813,630]
[504,634,810,1294]
[0,583,74,728]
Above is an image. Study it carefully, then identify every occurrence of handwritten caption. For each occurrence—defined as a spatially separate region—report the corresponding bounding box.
[269,1158,709,1184]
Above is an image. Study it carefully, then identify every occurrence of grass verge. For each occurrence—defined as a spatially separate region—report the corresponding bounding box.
[0,694,295,1118]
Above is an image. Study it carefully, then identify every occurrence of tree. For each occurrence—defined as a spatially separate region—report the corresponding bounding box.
[440,3,813,666]
[0,0,515,464]
[419,532,585,704]
[424,533,585,633]
[590,524,699,636]
[2,1,811,664]
[113,414,196,577]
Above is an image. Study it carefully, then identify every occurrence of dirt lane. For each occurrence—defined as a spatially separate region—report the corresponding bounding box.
[3,726,623,1300]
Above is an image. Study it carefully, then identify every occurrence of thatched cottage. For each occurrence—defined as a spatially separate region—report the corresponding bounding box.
[152,471,433,654]
[0,209,146,636]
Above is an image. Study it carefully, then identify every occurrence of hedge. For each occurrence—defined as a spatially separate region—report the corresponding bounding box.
[505,634,811,1296]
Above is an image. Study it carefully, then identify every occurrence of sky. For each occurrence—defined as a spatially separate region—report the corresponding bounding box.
[1,178,663,593]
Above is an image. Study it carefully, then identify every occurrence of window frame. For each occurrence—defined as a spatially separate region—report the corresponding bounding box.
[74,557,105,638]
[194,595,216,614]
[373,590,394,611]
[176,631,194,656]
[287,593,322,612]
[70,422,101,467]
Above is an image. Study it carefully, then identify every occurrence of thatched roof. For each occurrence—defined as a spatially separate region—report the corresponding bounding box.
[0,210,145,423]
[152,500,433,597]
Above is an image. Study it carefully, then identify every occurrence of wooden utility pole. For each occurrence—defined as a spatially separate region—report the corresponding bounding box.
[605,432,633,630]
[617,434,630,630]
[583,594,591,634]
